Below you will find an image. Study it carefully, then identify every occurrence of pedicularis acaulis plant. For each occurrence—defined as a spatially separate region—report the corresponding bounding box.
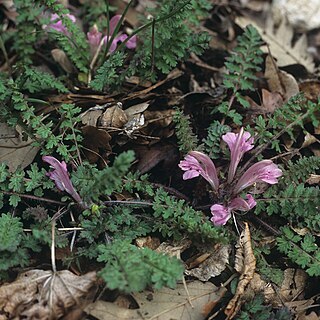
[179,128,282,225]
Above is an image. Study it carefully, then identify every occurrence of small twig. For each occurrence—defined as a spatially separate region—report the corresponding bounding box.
[1,190,65,205]
[51,219,57,273]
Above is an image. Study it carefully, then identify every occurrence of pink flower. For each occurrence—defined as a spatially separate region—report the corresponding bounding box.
[223,128,254,183]
[178,151,219,191]
[210,194,256,226]
[87,16,137,56]
[87,24,102,55]
[210,204,230,226]
[234,160,283,194]
[46,13,76,35]
[43,156,82,203]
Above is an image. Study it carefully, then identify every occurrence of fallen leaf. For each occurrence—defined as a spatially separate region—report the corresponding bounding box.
[0,123,39,171]
[272,0,320,31]
[134,281,226,320]
[0,269,97,319]
[306,174,320,185]
[236,16,315,72]
[299,80,320,102]
[185,244,230,281]
[246,88,283,114]
[225,223,256,319]
[135,236,161,250]
[51,49,75,73]
[85,281,226,320]
[81,125,112,164]
[265,55,299,102]
[100,103,128,128]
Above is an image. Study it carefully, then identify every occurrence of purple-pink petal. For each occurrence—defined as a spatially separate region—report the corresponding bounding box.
[46,13,76,35]
[189,151,219,191]
[223,128,254,183]
[229,194,256,211]
[234,160,283,194]
[87,25,102,47]
[210,204,231,226]
[109,15,121,35]
[43,156,82,203]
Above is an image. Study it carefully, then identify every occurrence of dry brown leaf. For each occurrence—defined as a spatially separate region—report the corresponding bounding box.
[236,16,315,73]
[306,174,320,185]
[272,0,320,31]
[0,123,39,171]
[225,223,256,319]
[246,88,283,114]
[299,80,320,102]
[85,281,226,320]
[156,239,192,258]
[0,269,97,319]
[185,244,230,281]
[265,55,299,102]
[51,49,75,73]
[100,104,128,128]
[135,281,225,320]
[81,125,112,164]
[135,236,161,250]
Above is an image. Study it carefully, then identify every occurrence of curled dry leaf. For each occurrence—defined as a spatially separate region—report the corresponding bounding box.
[100,104,128,128]
[0,269,97,319]
[185,244,230,281]
[0,123,39,172]
[225,222,256,319]
[265,55,299,103]
[236,16,315,73]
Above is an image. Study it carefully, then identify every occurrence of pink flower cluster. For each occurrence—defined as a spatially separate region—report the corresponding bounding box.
[45,14,137,56]
[87,15,137,56]
[179,128,283,226]
[43,156,82,204]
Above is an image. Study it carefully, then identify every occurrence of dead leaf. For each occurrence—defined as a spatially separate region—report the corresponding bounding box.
[81,126,112,164]
[156,239,192,258]
[85,281,226,320]
[236,16,315,73]
[272,0,320,31]
[51,49,75,73]
[100,104,128,128]
[265,55,299,102]
[306,174,320,185]
[225,223,256,319]
[135,281,226,320]
[299,80,320,102]
[135,236,161,250]
[246,88,283,114]
[0,123,39,171]
[185,244,230,281]
[0,269,97,319]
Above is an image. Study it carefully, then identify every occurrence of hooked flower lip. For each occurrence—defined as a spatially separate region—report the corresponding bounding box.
[234,160,283,194]
[178,151,219,191]
[42,156,82,204]
[210,194,257,226]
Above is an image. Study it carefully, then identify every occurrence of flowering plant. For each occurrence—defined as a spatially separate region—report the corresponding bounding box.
[179,128,282,226]
[43,156,83,204]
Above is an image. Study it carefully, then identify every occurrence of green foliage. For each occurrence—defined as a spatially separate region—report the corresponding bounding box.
[214,25,263,124]
[173,108,199,154]
[12,0,43,64]
[97,240,184,293]
[252,95,317,153]
[15,66,68,94]
[72,151,135,203]
[277,227,320,276]
[39,0,89,72]
[0,214,30,279]
[203,120,230,159]
[130,0,210,79]
[90,52,127,92]
[151,188,226,242]
[238,295,292,320]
